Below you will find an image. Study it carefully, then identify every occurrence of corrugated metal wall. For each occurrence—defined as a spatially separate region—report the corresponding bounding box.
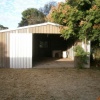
[10,33,32,68]
[28,24,60,34]
[0,33,10,68]
[67,46,74,60]
[0,23,60,68]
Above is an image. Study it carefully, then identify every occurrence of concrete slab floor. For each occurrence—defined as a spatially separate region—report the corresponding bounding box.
[33,58,74,68]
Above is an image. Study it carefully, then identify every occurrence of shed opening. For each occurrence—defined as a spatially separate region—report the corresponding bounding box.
[32,34,74,67]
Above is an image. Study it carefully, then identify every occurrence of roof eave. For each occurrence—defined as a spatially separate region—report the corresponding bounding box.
[0,22,60,33]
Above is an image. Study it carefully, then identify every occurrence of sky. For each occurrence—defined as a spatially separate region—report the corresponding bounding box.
[0,0,65,29]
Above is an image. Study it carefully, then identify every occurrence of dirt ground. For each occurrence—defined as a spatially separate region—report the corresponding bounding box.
[0,68,100,100]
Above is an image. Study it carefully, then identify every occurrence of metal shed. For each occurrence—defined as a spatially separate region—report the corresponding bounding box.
[0,22,63,68]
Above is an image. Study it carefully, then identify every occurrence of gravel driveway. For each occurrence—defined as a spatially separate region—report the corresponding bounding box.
[0,68,100,100]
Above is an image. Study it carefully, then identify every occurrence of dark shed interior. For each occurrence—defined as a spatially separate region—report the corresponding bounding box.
[32,34,68,61]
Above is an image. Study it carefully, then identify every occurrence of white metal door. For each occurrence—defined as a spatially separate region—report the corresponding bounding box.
[10,33,32,68]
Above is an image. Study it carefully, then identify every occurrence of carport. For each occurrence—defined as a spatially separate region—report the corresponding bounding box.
[0,22,74,68]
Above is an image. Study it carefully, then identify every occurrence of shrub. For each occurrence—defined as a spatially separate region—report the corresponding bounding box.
[74,45,88,68]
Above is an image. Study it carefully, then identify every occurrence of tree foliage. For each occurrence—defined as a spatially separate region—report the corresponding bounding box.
[18,1,57,27]
[39,1,57,15]
[18,8,45,27]
[0,25,8,30]
[48,0,100,42]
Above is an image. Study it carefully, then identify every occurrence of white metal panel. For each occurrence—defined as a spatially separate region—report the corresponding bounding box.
[10,33,32,68]
[67,46,74,60]
[82,41,91,52]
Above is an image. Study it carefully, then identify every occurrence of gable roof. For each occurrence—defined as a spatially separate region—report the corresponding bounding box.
[0,22,61,34]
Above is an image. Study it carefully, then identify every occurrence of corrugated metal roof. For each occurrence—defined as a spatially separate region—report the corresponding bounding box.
[0,22,60,33]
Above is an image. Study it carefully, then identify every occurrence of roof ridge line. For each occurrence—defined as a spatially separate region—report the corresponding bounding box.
[0,22,60,33]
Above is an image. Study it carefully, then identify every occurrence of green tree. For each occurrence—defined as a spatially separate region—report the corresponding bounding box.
[18,8,45,27]
[39,1,57,15]
[0,25,8,30]
[49,0,100,51]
